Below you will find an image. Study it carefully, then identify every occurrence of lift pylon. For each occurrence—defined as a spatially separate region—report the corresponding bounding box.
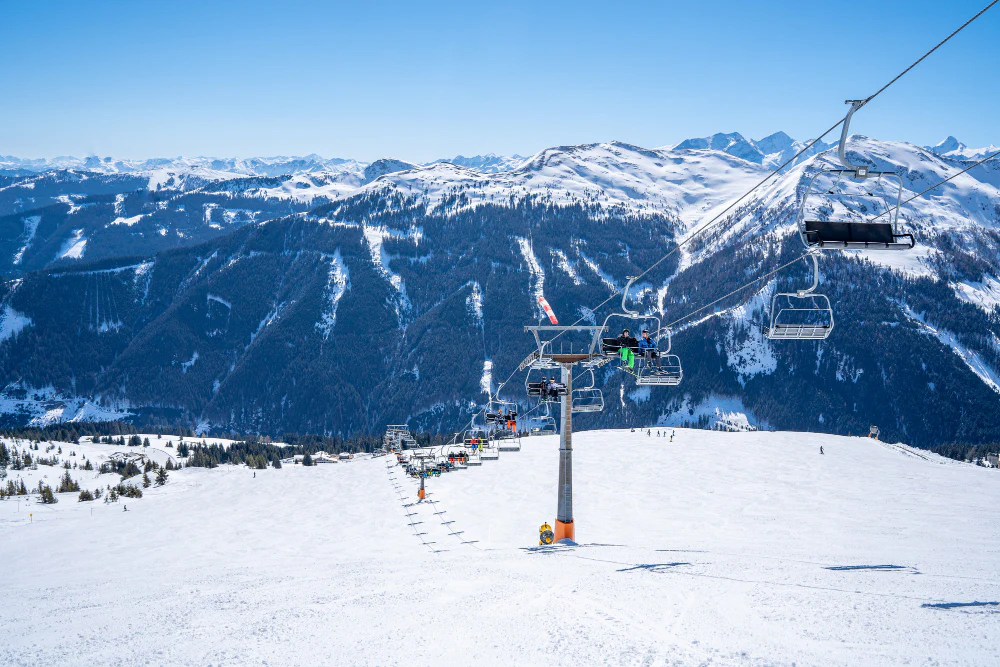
[523,324,605,544]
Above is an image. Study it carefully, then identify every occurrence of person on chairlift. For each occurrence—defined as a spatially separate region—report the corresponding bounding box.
[547,376,566,398]
[617,328,634,348]
[637,329,661,369]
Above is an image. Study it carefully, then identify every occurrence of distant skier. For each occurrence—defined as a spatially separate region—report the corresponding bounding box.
[123,505,128,512]
[670,430,674,442]
[647,429,651,437]
[820,446,824,455]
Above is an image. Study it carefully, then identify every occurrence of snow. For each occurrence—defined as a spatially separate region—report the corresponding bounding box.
[206,293,232,309]
[902,303,1000,394]
[0,386,130,426]
[2,428,998,665]
[315,251,350,339]
[550,248,584,285]
[180,351,199,374]
[515,236,546,307]
[951,275,1000,312]
[12,215,40,265]
[659,395,763,430]
[109,213,145,226]
[479,359,493,395]
[465,280,484,323]
[356,142,769,221]
[57,229,87,260]
[0,304,32,342]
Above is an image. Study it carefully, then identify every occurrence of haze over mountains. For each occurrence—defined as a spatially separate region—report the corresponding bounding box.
[1,130,998,453]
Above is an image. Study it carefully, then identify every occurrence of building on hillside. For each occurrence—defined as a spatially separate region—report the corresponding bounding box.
[339,452,353,461]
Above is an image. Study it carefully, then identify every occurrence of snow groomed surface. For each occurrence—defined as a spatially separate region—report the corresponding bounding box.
[2,428,999,665]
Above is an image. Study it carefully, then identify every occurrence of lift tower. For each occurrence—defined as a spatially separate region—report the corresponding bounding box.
[522,325,608,543]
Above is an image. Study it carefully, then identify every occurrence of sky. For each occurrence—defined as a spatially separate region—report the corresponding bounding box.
[0,0,997,163]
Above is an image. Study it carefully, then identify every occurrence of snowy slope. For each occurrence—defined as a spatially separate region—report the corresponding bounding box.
[355,141,770,221]
[2,428,999,666]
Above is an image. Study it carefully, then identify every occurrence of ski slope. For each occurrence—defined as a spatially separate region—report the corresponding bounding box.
[2,429,999,666]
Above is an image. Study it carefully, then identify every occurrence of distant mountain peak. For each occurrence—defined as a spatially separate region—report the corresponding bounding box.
[431,153,526,174]
[671,131,831,169]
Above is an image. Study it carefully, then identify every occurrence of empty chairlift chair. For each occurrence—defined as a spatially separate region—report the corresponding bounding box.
[571,369,605,413]
[798,100,914,252]
[764,252,834,340]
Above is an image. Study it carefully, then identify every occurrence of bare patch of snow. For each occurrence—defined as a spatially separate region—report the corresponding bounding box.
[58,229,87,260]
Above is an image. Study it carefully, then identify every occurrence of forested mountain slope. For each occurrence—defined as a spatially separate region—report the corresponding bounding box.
[1,136,998,449]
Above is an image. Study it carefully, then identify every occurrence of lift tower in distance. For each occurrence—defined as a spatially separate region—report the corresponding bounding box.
[522,325,609,543]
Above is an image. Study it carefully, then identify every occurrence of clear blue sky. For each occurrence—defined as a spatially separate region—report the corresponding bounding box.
[1,0,996,163]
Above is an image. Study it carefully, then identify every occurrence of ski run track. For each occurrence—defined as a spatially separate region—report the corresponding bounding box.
[2,428,999,666]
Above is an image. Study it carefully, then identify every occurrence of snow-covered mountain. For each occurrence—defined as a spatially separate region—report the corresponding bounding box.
[1,131,999,449]
[925,135,1000,162]
[431,153,527,173]
[668,131,834,170]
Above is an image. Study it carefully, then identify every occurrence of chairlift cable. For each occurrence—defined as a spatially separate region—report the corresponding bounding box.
[857,0,998,110]
[664,253,812,330]
[464,2,997,420]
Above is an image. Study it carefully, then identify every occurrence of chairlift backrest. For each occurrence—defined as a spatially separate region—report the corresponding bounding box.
[797,101,913,251]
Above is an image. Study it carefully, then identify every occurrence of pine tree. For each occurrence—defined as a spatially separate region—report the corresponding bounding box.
[57,470,80,493]
[78,489,94,502]
[39,483,57,504]
[155,468,168,486]
[302,453,313,466]
[142,473,151,489]
[272,458,282,469]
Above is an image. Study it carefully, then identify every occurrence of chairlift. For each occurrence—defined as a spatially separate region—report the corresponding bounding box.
[527,404,558,436]
[463,427,488,451]
[600,277,683,386]
[798,100,914,251]
[571,368,605,413]
[764,253,834,340]
[525,367,567,404]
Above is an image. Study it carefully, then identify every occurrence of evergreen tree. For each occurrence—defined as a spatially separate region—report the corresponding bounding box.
[39,483,56,504]
[0,442,9,467]
[272,458,282,469]
[78,489,94,502]
[57,470,80,493]
[155,468,168,486]
[142,473,151,489]
[302,453,313,466]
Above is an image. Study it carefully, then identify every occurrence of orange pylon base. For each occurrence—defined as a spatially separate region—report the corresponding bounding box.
[418,488,425,500]
[554,519,574,542]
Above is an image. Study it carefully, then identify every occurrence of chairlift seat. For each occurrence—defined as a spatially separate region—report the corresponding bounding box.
[804,220,914,250]
[601,337,639,356]
[765,285,834,340]
[764,323,832,340]
[526,381,568,398]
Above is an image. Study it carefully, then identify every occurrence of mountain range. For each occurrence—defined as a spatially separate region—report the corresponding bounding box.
[1,131,998,453]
